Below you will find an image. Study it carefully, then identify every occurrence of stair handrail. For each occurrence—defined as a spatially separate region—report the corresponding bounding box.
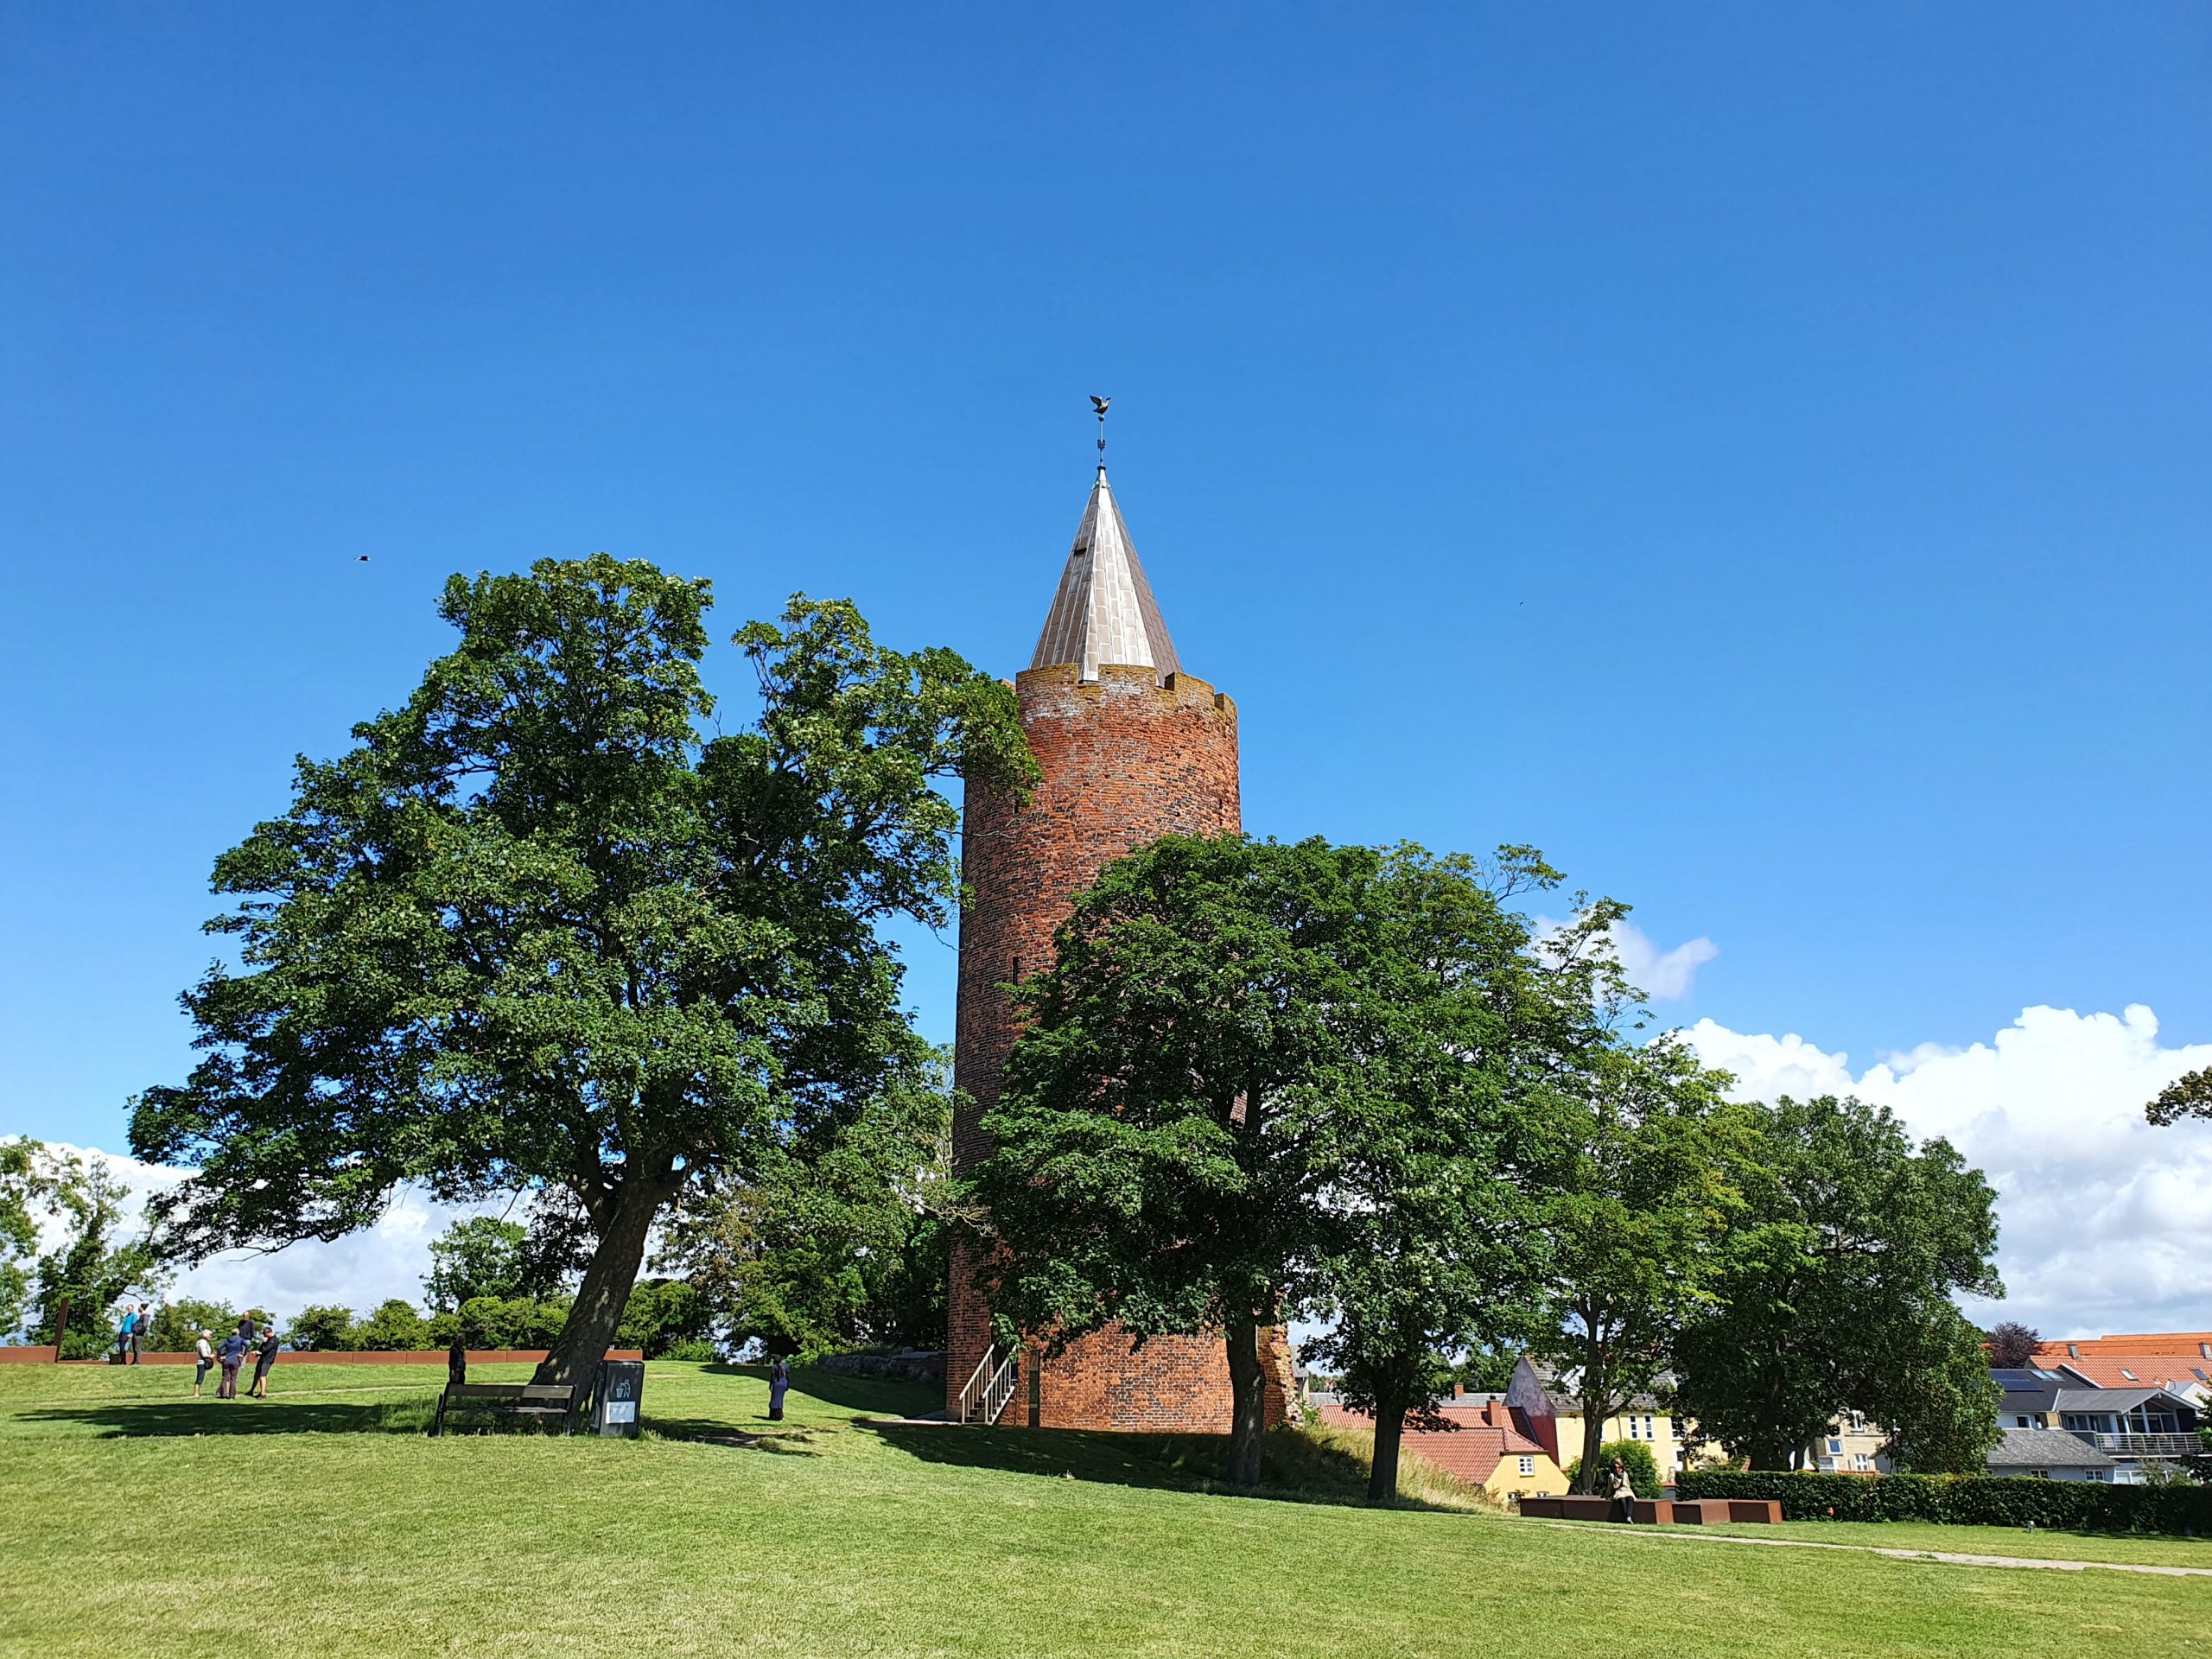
[957,1343,999,1423]
[982,1345,1020,1426]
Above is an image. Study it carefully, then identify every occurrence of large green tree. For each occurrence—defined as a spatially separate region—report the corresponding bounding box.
[1669,1095,2002,1472]
[130,557,1031,1392]
[24,1154,167,1357]
[1304,847,1604,1503]
[1529,1038,1747,1492]
[658,1058,955,1357]
[974,835,1384,1488]
[0,1139,67,1339]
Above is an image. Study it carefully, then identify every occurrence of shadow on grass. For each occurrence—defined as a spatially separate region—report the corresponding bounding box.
[17,1397,436,1439]
[697,1363,940,1420]
[644,1416,825,1456]
[866,1421,1462,1511]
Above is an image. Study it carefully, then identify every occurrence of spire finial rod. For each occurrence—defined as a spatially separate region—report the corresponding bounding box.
[1090,394,1110,472]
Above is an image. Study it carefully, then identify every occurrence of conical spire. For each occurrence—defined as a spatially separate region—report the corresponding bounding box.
[1030,467,1183,683]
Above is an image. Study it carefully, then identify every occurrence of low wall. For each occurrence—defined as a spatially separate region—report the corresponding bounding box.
[0,1347,643,1367]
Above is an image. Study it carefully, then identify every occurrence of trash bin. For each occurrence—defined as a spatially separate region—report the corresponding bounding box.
[593,1359,645,1439]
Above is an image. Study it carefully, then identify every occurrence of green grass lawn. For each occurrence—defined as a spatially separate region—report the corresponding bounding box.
[1,1360,2205,1657]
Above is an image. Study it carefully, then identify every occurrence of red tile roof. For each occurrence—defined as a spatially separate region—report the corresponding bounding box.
[1317,1398,1551,1487]
[2036,1332,2212,1362]
[2048,1356,2211,1392]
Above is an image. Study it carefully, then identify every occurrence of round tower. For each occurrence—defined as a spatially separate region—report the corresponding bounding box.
[947,467,1294,1430]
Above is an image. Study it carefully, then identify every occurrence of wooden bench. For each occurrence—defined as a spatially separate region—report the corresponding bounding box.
[430,1382,576,1437]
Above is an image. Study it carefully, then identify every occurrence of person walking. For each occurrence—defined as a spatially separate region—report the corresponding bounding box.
[767,1357,791,1422]
[215,1327,251,1400]
[1608,1458,1637,1524]
[130,1303,151,1363]
[115,1306,136,1364]
[192,1331,215,1397]
[246,1323,281,1398]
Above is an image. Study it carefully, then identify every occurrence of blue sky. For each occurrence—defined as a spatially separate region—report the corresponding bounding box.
[3,0,2207,1212]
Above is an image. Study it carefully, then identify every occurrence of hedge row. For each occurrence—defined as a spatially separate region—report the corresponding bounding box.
[1675,1469,2212,1535]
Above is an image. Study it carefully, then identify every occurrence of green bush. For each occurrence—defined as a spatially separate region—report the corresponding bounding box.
[455,1295,568,1350]
[1675,1469,2212,1535]
[662,1338,719,1362]
[289,1304,357,1351]
[1566,1441,1662,1498]
[144,1299,237,1352]
[353,1298,429,1351]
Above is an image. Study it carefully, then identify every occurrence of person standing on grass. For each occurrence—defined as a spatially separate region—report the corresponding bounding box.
[131,1304,151,1363]
[1608,1458,1637,1524]
[116,1306,136,1363]
[192,1331,215,1396]
[767,1357,791,1422]
[215,1327,251,1399]
[246,1324,281,1398]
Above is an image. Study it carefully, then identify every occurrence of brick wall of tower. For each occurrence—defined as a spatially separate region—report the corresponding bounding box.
[947,662,1296,1431]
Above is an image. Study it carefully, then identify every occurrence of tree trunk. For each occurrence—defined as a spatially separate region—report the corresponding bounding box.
[534,1156,677,1400]
[1368,1376,1409,1505]
[1572,1393,1608,1492]
[1224,1314,1268,1490]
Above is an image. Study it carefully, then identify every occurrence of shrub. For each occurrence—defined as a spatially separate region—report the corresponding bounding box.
[353,1298,429,1351]
[1565,1441,1662,1498]
[455,1295,568,1350]
[662,1338,719,1362]
[1675,1469,2212,1535]
[289,1304,357,1351]
[144,1299,237,1352]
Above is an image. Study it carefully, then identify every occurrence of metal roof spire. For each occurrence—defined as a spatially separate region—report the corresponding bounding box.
[1029,398,1183,683]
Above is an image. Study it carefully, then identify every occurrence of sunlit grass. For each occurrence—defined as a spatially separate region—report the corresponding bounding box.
[0,1361,2204,1656]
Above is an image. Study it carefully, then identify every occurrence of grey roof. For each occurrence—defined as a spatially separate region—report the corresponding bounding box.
[1986,1427,2116,1471]
[1518,1359,1670,1414]
[2051,1386,2190,1414]
[1030,467,1183,683]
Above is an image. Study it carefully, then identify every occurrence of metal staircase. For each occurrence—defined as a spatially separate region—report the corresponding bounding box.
[956,1343,1020,1425]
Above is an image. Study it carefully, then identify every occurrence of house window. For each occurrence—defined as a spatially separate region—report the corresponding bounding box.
[1624,1418,1638,1440]
[1827,1438,1843,1454]
[2015,1416,2031,1428]
[1644,1415,1656,1440]
[2086,1469,2110,1483]
[1518,1456,1535,1477]
[2028,1470,2050,1479]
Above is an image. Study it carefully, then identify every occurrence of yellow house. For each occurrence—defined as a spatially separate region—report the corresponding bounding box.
[1317,1394,1570,1498]
[1503,1358,1714,1480]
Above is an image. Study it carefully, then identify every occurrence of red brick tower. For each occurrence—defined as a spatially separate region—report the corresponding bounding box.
[947,464,1296,1429]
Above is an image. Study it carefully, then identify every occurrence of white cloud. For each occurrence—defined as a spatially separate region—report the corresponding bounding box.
[15,1143,514,1324]
[1681,1005,2212,1339]
[1534,917,1719,1002]
[1611,923,1719,1002]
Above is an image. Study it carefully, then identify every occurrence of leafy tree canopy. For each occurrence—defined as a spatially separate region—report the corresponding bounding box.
[1302,846,1613,1502]
[1528,1038,1750,1491]
[22,1154,167,1357]
[658,1058,956,1357]
[974,835,1394,1488]
[130,558,1031,1389]
[1985,1319,2041,1370]
[2147,1066,2212,1127]
[1670,1094,2003,1472]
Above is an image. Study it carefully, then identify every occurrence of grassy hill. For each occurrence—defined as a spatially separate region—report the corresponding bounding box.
[0,1360,2204,1656]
